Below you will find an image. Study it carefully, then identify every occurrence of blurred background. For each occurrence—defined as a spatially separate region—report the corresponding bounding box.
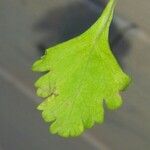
[0,0,150,150]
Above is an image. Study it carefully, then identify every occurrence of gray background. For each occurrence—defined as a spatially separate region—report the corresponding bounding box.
[0,0,150,150]
[118,0,150,34]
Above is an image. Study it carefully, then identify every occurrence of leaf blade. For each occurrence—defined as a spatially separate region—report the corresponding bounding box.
[32,0,131,137]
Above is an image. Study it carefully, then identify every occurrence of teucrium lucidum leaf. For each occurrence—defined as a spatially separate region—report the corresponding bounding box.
[32,0,131,137]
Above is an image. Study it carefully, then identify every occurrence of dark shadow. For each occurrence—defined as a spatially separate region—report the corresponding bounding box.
[33,0,133,67]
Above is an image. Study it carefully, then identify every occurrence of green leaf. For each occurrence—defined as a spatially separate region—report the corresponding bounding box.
[32,0,131,137]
